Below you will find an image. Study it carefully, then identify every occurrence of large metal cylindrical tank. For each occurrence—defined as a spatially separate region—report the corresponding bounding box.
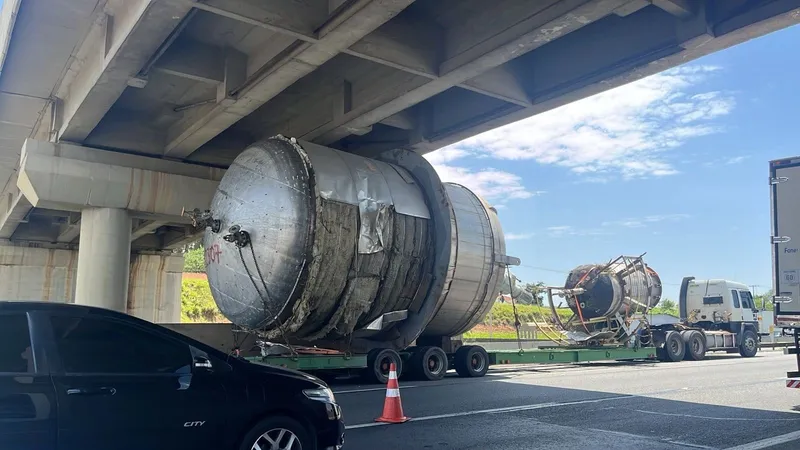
[564,257,662,320]
[203,136,511,351]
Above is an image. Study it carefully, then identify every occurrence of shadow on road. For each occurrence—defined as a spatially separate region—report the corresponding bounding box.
[338,370,800,450]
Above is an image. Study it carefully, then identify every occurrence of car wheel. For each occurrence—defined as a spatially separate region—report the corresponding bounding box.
[454,345,489,378]
[239,416,314,450]
[739,329,759,358]
[408,346,448,381]
[658,331,685,362]
[363,348,402,384]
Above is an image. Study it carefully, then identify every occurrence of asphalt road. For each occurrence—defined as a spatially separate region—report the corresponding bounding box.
[332,350,800,450]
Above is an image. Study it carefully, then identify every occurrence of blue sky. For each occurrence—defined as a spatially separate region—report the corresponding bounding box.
[425,24,800,302]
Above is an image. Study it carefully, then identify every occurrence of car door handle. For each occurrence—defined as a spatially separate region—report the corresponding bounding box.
[66,387,117,396]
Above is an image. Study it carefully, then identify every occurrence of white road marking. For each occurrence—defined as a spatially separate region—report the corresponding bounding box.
[345,395,633,429]
[635,409,800,422]
[588,428,717,449]
[725,430,800,450]
[334,386,418,394]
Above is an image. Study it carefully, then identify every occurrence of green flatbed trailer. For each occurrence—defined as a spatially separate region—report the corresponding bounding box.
[244,345,658,383]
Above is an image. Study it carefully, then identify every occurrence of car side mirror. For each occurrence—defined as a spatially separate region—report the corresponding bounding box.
[194,356,213,371]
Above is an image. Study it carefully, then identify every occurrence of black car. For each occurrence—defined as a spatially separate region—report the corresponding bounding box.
[0,302,345,450]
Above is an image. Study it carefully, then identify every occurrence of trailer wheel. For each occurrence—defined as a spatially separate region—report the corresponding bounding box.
[682,330,706,361]
[408,346,448,381]
[739,329,759,358]
[454,345,489,378]
[658,331,685,362]
[363,348,403,384]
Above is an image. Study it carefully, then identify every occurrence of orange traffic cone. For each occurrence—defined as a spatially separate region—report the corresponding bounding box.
[375,363,409,423]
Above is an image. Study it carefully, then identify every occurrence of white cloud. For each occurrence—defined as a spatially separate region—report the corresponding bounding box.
[546,225,608,237]
[703,154,750,167]
[432,65,734,180]
[725,155,749,165]
[505,232,535,240]
[424,162,541,202]
[602,213,690,228]
[424,148,470,165]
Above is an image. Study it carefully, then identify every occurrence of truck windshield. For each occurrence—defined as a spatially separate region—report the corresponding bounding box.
[739,291,755,309]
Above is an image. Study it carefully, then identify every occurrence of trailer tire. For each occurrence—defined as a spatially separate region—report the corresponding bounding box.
[408,346,448,381]
[659,331,685,362]
[739,329,759,358]
[454,345,489,378]
[363,348,403,384]
[682,330,706,361]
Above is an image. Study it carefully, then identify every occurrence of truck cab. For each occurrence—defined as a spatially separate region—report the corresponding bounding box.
[682,279,759,332]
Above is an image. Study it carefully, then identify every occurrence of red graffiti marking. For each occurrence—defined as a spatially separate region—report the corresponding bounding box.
[205,243,222,264]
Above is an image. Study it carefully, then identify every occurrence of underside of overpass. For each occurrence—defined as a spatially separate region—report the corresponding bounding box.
[0,0,797,320]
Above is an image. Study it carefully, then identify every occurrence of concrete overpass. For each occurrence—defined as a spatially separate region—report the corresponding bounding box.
[0,0,797,322]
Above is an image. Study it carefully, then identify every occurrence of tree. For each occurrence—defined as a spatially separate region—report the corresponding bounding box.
[650,298,679,317]
[183,246,205,273]
[754,289,774,311]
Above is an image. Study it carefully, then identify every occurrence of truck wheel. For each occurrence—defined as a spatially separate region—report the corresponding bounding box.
[363,348,403,384]
[682,330,706,361]
[659,331,685,362]
[408,346,448,381]
[454,345,489,378]
[739,329,759,358]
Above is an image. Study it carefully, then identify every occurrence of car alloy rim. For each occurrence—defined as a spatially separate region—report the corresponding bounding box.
[252,428,302,450]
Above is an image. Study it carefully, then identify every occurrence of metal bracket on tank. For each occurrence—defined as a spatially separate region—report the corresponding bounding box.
[183,208,221,233]
[497,255,521,266]
[362,310,409,331]
[223,225,251,248]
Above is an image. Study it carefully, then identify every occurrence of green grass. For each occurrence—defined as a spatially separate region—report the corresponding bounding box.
[463,329,522,339]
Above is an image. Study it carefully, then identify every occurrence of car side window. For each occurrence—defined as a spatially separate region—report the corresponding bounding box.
[50,315,191,375]
[0,314,34,374]
[731,290,740,308]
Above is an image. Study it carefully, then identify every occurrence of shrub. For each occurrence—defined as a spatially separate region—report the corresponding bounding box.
[481,302,573,327]
[183,246,205,273]
[181,278,225,323]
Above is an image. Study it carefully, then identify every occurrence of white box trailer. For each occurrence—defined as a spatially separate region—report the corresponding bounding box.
[769,157,800,387]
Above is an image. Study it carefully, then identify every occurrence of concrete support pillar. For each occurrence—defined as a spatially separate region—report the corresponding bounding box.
[0,246,78,301]
[128,254,184,323]
[75,207,131,312]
